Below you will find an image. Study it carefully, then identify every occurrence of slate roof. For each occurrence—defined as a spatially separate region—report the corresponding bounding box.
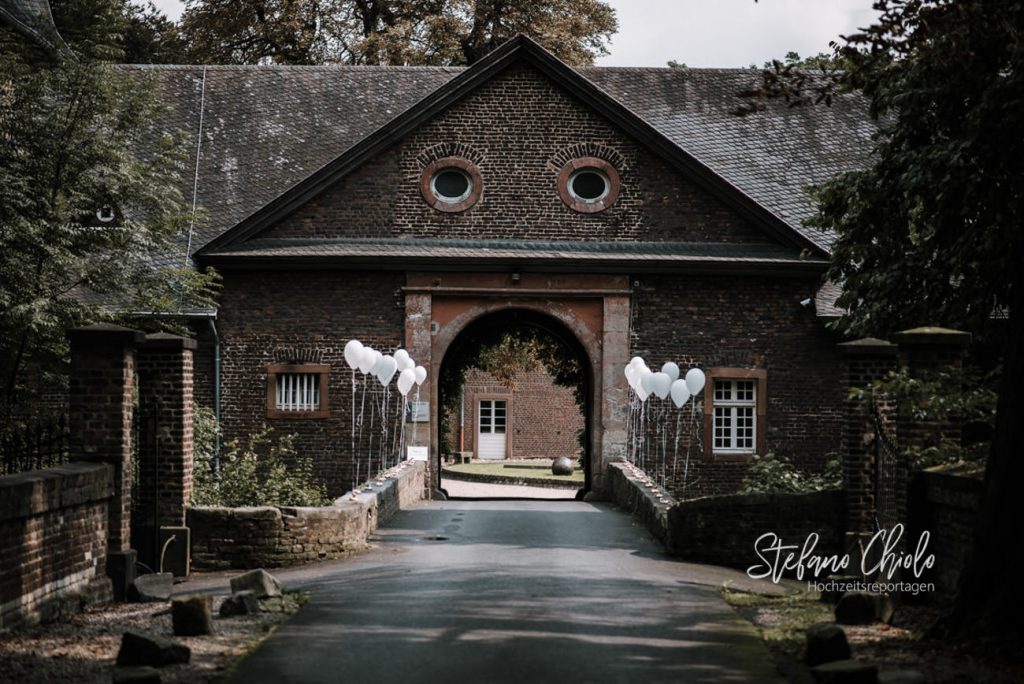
[132,54,873,266]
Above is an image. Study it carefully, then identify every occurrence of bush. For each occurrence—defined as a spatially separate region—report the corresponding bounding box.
[739,452,842,495]
[191,415,329,508]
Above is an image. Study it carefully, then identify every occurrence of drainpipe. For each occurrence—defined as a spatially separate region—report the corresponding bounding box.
[207,318,221,474]
[459,386,465,455]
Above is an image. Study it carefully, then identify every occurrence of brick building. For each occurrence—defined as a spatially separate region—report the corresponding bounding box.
[131,36,873,499]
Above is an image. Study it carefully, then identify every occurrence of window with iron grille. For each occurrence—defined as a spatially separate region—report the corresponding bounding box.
[266,364,330,418]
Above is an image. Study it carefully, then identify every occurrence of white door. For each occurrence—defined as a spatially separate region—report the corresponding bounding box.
[477,399,508,460]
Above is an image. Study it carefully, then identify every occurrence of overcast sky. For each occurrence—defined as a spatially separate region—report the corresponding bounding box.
[149,0,879,68]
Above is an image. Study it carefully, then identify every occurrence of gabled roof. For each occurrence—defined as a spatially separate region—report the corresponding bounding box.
[196,36,846,258]
[130,38,874,267]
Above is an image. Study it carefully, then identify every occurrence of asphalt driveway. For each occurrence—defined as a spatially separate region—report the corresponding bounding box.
[224,499,784,683]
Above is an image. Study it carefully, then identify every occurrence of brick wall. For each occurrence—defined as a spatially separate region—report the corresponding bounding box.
[262,63,767,244]
[188,461,424,569]
[909,469,983,593]
[215,270,407,496]
[0,462,114,631]
[452,367,583,460]
[628,275,844,499]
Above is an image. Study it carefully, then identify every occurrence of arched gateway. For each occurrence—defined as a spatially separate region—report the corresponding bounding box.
[403,272,631,498]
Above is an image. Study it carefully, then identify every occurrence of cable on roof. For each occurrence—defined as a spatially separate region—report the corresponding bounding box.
[183,66,208,267]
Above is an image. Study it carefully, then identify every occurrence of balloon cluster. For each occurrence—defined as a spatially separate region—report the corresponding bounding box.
[344,339,427,397]
[623,357,705,407]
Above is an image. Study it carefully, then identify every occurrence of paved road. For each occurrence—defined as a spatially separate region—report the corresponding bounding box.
[227,500,784,683]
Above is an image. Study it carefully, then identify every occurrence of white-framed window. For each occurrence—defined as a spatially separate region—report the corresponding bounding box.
[266,363,330,418]
[712,378,756,453]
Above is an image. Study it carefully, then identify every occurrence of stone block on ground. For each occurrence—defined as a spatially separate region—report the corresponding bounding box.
[128,573,174,603]
[805,622,851,666]
[112,666,162,683]
[116,630,190,667]
[220,590,260,617]
[835,592,894,625]
[229,569,282,598]
[811,660,879,684]
[551,457,574,476]
[171,595,215,636]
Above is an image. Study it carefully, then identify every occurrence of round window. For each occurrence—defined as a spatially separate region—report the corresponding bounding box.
[556,157,620,213]
[431,169,472,203]
[419,156,482,212]
[568,169,610,203]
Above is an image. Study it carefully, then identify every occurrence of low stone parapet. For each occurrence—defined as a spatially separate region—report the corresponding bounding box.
[188,460,425,570]
[608,462,845,570]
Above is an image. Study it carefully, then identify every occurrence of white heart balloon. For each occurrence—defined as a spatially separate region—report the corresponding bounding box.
[670,379,691,408]
[685,368,706,396]
[640,370,655,393]
[636,385,650,402]
[413,365,427,386]
[397,368,415,396]
[357,347,377,374]
[661,362,680,382]
[630,356,645,368]
[394,349,411,368]
[376,355,398,386]
[652,372,672,400]
[344,339,363,370]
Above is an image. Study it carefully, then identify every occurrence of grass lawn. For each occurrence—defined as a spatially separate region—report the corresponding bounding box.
[445,460,584,483]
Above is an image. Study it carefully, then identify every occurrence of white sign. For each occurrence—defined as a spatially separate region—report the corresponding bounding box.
[406,400,429,422]
[407,446,428,461]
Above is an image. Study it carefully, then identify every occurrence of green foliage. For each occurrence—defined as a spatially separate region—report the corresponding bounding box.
[739,453,842,495]
[191,423,330,508]
[850,365,998,468]
[811,1,1024,340]
[0,9,220,417]
[179,0,617,66]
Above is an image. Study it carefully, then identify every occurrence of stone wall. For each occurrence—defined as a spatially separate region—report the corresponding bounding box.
[188,460,424,570]
[0,462,114,631]
[608,462,845,570]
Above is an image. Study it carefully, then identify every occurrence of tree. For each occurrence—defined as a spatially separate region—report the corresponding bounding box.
[178,0,617,66]
[747,0,1023,640]
[0,2,219,419]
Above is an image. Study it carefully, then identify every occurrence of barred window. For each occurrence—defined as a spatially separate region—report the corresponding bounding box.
[276,373,321,412]
[266,363,330,419]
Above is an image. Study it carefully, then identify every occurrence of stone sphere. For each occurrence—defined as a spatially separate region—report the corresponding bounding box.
[552,457,575,476]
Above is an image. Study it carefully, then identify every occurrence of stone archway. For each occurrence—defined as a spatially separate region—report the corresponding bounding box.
[402,272,631,499]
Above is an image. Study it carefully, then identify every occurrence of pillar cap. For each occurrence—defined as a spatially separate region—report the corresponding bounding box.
[68,324,145,347]
[837,337,898,356]
[892,326,972,346]
[143,332,198,351]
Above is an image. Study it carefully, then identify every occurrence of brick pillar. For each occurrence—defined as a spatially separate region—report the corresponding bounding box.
[68,324,144,551]
[404,292,434,498]
[837,337,898,537]
[134,333,196,569]
[892,326,972,462]
[597,295,631,497]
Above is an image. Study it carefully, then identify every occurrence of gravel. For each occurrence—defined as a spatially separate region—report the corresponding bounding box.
[0,593,303,683]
